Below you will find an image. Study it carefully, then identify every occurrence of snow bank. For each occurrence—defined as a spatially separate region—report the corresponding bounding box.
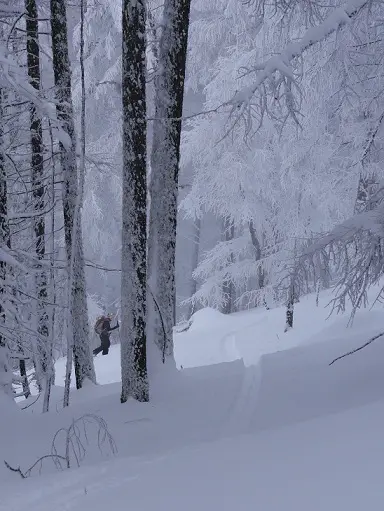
[3,286,384,509]
[2,391,384,511]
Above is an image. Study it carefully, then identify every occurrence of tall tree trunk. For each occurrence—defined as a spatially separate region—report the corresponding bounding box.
[147,0,192,371]
[0,88,12,398]
[120,0,149,403]
[26,0,54,403]
[50,0,95,391]
[285,250,299,333]
[187,216,201,319]
[220,216,235,314]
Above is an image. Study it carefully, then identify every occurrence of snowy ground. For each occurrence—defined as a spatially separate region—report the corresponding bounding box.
[2,288,384,510]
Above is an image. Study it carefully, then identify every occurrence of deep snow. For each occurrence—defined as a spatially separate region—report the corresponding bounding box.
[2,288,384,510]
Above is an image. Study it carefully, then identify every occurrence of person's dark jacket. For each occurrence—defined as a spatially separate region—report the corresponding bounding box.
[93,318,119,356]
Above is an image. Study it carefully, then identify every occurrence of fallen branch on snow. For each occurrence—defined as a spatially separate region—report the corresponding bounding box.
[4,455,67,479]
[329,331,384,365]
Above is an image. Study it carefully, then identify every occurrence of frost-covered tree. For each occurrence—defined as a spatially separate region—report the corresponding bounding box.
[0,2,81,404]
[120,0,148,403]
[234,0,384,319]
[72,0,122,302]
[50,0,95,392]
[181,0,384,325]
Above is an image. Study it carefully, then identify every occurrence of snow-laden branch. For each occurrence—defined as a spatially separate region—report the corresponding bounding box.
[230,0,369,119]
[8,201,59,221]
[301,202,384,257]
[0,43,71,150]
[0,248,30,273]
[295,201,384,318]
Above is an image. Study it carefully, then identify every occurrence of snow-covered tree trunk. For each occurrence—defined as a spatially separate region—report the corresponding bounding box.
[120,0,149,403]
[147,0,192,372]
[26,0,54,404]
[0,88,12,399]
[50,0,95,390]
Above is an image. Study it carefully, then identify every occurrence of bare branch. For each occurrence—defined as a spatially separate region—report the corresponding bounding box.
[329,330,384,365]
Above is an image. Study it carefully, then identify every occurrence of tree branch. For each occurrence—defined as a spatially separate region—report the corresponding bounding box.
[329,331,384,365]
[231,0,369,119]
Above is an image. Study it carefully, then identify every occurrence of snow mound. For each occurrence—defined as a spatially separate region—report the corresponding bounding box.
[188,307,229,331]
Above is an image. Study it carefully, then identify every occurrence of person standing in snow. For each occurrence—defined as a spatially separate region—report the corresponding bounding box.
[93,314,119,356]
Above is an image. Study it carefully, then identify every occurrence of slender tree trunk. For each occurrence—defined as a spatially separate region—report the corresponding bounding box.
[249,221,266,289]
[19,359,30,396]
[220,216,235,314]
[120,0,149,403]
[187,217,201,319]
[50,0,95,391]
[42,122,57,411]
[17,343,30,398]
[0,88,12,398]
[284,282,295,332]
[147,0,192,370]
[249,220,269,308]
[26,0,54,401]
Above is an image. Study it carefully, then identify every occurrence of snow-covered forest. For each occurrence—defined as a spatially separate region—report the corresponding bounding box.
[1,0,384,508]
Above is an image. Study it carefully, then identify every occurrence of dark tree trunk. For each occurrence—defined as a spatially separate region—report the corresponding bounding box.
[284,284,295,332]
[120,0,148,403]
[221,216,235,314]
[18,357,30,398]
[147,0,192,367]
[26,0,52,395]
[50,0,95,391]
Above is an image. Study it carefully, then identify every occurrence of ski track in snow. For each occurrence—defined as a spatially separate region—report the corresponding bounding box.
[3,287,384,510]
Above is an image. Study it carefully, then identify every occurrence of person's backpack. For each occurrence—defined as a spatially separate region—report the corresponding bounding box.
[94,316,106,335]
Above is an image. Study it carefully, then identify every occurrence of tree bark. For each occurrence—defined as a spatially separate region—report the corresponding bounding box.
[221,216,235,314]
[148,0,192,369]
[50,0,95,391]
[120,0,149,403]
[26,0,54,402]
[0,88,12,398]
[284,286,294,331]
